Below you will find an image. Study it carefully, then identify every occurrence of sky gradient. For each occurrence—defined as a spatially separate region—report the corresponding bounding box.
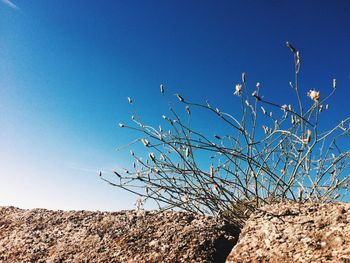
[1,0,349,211]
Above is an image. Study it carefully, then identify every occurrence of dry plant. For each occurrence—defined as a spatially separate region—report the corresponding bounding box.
[100,42,350,226]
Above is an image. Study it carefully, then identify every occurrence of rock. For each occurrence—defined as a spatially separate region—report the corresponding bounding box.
[0,206,240,262]
[226,201,350,262]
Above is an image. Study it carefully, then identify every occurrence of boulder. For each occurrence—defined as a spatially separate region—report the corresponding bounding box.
[226,201,350,262]
[0,206,240,262]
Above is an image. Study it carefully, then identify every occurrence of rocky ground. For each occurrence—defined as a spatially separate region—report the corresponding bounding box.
[0,206,239,263]
[227,201,350,262]
[1,202,350,262]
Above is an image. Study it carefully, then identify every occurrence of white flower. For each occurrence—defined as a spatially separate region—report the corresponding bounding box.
[234,84,242,96]
[308,89,320,102]
[281,104,288,111]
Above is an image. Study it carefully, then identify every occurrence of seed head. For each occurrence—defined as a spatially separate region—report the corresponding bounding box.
[160,84,165,93]
[127,97,132,104]
[119,123,125,128]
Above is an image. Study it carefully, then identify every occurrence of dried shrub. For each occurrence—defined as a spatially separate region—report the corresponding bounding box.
[101,42,350,226]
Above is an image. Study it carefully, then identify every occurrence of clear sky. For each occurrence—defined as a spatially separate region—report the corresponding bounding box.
[1,0,349,211]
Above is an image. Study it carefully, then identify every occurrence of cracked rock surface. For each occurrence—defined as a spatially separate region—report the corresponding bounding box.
[0,206,239,263]
[226,202,350,263]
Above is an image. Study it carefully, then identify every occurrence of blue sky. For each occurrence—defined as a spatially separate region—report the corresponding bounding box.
[1,0,349,211]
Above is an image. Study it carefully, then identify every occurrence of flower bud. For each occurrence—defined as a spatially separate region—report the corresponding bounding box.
[141,138,150,147]
[242,72,246,83]
[176,93,184,102]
